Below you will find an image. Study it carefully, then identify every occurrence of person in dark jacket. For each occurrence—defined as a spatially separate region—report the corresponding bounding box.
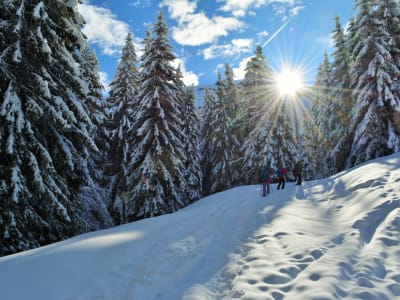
[276,166,288,190]
[294,161,303,185]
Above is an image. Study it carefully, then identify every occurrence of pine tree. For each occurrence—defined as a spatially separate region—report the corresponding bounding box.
[78,46,108,186]
[0,0,98,255]
[300,110,318,180]
[240,45,274,136]
[126,11,187,220]
[240,45,275,183]
[208,72,234,193]
[106,32,139,223]
[308,53,336,177]
[242,94,298,183]
[222,64,242,185]
[346,0,400,166]
[200,87,218,196]
[330,16,354,172]
[181,83,203,203]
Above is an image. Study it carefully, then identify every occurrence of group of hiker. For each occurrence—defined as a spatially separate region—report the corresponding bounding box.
[139,161,303,198]
[260,161,303,197]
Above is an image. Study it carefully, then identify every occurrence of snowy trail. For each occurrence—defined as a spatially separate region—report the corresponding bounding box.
[0,185,281,300]
[194,157,400,300]
[0,154,399,300]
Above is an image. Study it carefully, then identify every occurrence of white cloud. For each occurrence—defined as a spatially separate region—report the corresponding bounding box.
[290,5,305,16]
[215,56,252,80]
[232,56,252,81]
[202,38,253,60]
[219,0,304,18]
[77,4,130,56]
[130,0,151,8]
[160,0,196,21]
[99,71,110,93]
[160,0,244,46]
[172,58,199,86]
[219,0,262,16]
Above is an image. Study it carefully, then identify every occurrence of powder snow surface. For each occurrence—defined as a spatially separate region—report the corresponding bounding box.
[0,154,399,300]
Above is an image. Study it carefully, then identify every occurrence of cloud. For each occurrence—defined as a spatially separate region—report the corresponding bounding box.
[202,39,253,60]
[219,0,263,17]
[171,58,199,86]
[160,0,244,46]
[232,56,252,80]
[77,4,130,56]
[99,71,110,93]
[129,0,151,8]
[219,0,304,18]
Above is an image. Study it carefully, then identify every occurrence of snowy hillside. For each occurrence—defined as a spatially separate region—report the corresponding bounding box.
[0,154,399,300]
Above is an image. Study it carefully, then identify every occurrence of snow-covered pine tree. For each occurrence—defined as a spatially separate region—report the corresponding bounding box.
[200,87,218,196]
[267,100,299,177]
[223,63,240,119]
[126,11,187,220]
[180,82,203,203]
[77,46,107,185]
[0,0,98,255]
[308,53,336,178]
[206,71,239,193]
[300,110,318,180]
[346,0,400,166]
[240,45,274,137]
[240,45,275,184]
[222,63,242,185]
[242,91,298,183]
[330,15,354,173]
[105,32,139,223]
[76,46,114,231]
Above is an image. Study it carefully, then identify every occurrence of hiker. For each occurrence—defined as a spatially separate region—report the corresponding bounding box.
[294,161,303,186]
[260,167,271,197]
[276,166,288,190]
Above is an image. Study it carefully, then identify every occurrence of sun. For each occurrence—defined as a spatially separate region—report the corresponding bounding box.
[274,68,305,98]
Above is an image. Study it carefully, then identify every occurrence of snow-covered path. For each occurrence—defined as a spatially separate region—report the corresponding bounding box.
[0,154,399,300]
[195,156,400,300]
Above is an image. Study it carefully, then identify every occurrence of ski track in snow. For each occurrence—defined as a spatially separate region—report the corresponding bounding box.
[0,155,399,300]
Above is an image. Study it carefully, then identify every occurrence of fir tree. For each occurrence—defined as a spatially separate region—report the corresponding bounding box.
[181,83,203,203]
[0,0,98,255]
[78,46,108,186]
[106,32,139,223]
[240,45,274,136]
[240,45,275,183]
[200,87,218,196]
[126,11,187,220]
[309,53,336,177]
[222,64,242,185]
[242,95,298,183]
[208,72,234,193]
[76,45,114,231]
[330,16,354,172]
[346,0,400,166]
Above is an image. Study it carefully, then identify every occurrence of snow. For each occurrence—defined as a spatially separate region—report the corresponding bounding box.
[0,154,399,300]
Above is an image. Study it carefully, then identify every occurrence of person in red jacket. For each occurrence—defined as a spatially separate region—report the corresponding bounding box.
[276,166,288,190]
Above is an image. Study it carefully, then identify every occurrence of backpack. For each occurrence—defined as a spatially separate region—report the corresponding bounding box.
[261,169,269,181]
[277,167,287,179]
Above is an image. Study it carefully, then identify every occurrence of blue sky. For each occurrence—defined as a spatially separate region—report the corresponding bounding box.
[77,0,356,89]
